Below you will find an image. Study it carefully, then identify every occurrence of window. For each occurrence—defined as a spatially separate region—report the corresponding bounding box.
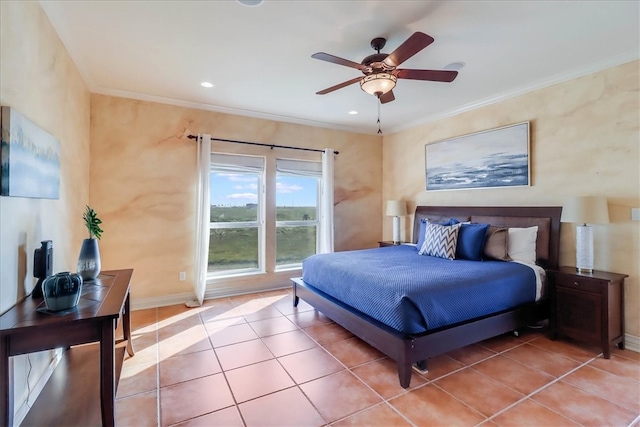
[275,158,321,270]
[209,153,265,276]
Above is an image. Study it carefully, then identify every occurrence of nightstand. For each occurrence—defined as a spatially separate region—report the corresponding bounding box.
[548,267,627,358]
[378,241,400,247]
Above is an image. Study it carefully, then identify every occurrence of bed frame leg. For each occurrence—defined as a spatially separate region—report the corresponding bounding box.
[398,362,412,389]
[292,283,300,307]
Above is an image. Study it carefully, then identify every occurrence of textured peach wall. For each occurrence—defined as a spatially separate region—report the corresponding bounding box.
[382,61,640,337]
[0,1,91,420]
[90,95,382,302]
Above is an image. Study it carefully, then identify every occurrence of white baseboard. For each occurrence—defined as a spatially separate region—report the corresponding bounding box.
[131,284,292,310]
[13,350,63,426]
[625,333,640,353]
[131,292,196,310]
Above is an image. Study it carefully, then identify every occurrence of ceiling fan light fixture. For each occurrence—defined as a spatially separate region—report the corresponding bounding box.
[360,73,397,96]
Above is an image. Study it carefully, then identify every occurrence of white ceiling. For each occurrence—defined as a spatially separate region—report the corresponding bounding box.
[40,1,639,136]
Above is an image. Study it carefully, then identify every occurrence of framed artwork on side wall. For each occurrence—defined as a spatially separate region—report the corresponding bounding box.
[425,121,530,191]
[0,106,60,199]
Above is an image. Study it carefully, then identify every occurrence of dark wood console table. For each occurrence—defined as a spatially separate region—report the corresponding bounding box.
[0,269,135,426]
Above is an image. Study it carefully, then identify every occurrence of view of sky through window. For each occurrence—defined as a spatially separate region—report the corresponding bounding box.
[210,173,316,207]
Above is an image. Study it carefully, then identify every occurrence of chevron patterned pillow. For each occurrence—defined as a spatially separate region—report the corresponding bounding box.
[419,222,462,260]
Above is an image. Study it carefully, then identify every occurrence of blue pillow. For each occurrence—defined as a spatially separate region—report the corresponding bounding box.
[416,218,455,251]
[456,223,490,260]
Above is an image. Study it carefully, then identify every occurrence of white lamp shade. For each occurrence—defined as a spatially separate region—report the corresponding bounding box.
[386,200,407,217]
[560,196,609,225]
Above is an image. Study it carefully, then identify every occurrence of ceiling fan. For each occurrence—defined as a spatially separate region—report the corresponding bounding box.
[312,32,458,104]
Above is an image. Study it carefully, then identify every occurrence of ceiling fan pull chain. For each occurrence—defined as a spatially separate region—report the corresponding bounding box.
[377,98,382,134]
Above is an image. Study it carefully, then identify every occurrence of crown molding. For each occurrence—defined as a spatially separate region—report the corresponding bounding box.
[91,87,375,136]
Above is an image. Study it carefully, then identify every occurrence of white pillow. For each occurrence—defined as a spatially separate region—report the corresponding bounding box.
[507,226,538,264]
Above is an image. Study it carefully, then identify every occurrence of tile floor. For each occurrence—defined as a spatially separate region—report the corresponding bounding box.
[114,289,640,427]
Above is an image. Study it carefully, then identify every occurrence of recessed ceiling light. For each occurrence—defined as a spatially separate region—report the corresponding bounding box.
[201,82,214,88]
[236,0,263,6]
[348,111,358,115]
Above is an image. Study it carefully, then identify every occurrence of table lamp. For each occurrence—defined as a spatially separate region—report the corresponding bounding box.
[386,200,407,244]
[560,196,609,273]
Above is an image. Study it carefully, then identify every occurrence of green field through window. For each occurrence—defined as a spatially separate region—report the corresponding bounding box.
[208,206,317,273]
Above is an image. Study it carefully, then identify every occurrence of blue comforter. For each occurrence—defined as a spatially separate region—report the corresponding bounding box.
[301,245,537,335]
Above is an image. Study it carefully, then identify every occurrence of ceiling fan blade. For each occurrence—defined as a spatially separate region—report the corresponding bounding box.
[379,90,395,104]
[312,52,367,70]
[395,69,458,82]
[316,77,362,95]
[383,32,434,67]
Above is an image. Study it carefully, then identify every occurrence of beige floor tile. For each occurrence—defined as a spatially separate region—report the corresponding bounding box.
[157,317,203,341]
[261,329,318,357]
[323,337,385,368]
[278,346,344,384]
[207,322,259,348]
[286,309,332,328]
[160,374,234,426]
[446,343,497,366]
[389,384,486,426]
[303,322,353,345]
[529,335,601,362]
[531,380,637,427]
[300,370,382,423]
[238,387,325,427]
[158,325,212,360]
[351,357,426,399]
[131,308,157,332]
[472,354,556,395]
[116,389,158,427]
[117,361,158,399]
[248,316,298,337]
[332,403,411,426]
[435,367,524,417]
[588,353,640,380]
[214,338,274,371]
[503,343,580,377]
[492,398,580,426]
[156,304,200,324]
[562,365,640,413]
[199,304,243,323]
[225,359,295,403]
[172,406,243,427]
[159,349,221,387]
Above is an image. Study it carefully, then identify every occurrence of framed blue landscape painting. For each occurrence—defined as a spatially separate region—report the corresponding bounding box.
[0,107,60,199]
[425,122,530,191]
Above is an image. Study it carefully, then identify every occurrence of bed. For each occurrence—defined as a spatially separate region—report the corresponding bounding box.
[291,205,561,388]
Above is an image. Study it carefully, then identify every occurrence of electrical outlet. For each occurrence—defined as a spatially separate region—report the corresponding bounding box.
[632,208,640,221]
[179,271,186,281]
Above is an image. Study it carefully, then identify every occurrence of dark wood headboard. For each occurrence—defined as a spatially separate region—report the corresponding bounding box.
[412,206,562,269]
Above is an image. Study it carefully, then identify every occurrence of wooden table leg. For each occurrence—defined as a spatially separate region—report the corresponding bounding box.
[100,320,116,427]
[0,338,13,427]
[123,292,135,357]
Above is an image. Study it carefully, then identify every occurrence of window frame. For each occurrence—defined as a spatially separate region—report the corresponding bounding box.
[274,162,321,271]
[208,155,266,278]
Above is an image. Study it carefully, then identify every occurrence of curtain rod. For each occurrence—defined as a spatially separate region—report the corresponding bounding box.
[187,135,339,155]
